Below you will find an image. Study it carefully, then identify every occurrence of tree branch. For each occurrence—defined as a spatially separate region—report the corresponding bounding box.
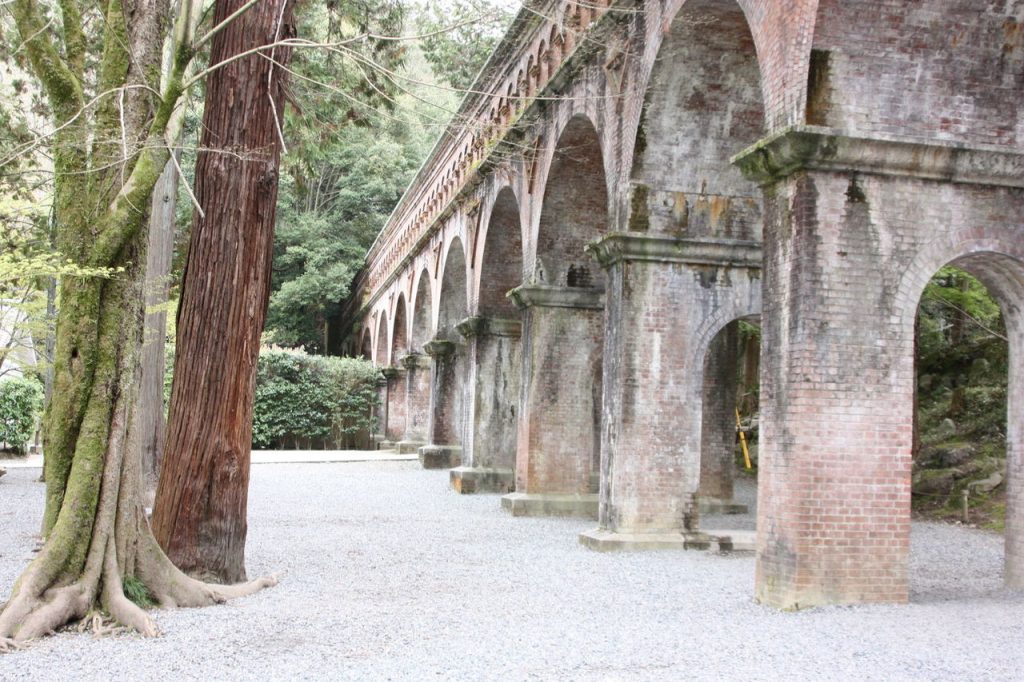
[10,0,84,117]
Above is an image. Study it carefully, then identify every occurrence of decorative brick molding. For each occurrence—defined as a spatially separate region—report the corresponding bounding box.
[507,284,604,310]
[586,233,762,269]
[399,353,432,370]
[733,126,1024,188]
[456,316,523,339]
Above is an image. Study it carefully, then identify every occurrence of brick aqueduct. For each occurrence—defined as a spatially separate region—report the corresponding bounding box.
[338,0,1024,608]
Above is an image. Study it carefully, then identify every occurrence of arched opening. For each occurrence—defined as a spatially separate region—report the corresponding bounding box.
[411,272,432,351]
[404,271,434,446]
[455,190,525,490]
[478,188,523,317]
[699,319,762,530]
[509,114,608,508]
[391,295,408,363]
[536,115,608,287]
[375,313,389,367]
[438,238,468,338]
[385,292,409,440]
[910,255,1020,598]
[631,0,763,240]
[425,238,469,461]
[359,329,372,361]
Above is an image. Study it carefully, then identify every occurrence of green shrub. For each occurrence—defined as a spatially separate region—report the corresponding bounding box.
[0,377,44,453]
[251,348,380,449]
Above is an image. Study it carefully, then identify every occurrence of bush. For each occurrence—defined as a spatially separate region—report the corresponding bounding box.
[0,377,44,453]
[251,348,380,449]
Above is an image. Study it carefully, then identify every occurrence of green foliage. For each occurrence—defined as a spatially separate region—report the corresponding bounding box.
[122,575,156,609]
[0,376,43,452]
[412,0,514,90]
[251,348,380,449]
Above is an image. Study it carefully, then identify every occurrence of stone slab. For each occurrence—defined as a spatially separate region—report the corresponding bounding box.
[579,528,755,553]
[450,466,514,494]
[501,492,598,518]
[419,444,462,469]
[698,499,750,515]
[397,440,426,455]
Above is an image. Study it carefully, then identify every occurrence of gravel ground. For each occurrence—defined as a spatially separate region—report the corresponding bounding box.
[1,462,1022,681]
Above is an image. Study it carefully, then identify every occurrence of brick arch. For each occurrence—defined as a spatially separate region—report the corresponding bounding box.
[533,114,609,287]
[374,311,389,366]
[437,236,469,339]
[889,225,1024,588]
[390,292,409,364]
[410,267,433,350]
[809,0,1024,147]
[475,186,525,317]
[627,0,765,241]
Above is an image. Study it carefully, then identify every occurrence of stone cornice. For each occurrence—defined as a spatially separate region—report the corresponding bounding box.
[423,340,456,357]
[380,367,401,379]
[507,284,604,310]
[732,125,1024,188]
[400,352,431,370]
[456,316,523,339]
[586,233,762,269]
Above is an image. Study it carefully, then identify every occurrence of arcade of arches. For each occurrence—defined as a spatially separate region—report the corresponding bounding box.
[342,0,1024,609]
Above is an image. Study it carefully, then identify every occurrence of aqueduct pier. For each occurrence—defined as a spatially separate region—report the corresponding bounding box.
[339,0,1024,609]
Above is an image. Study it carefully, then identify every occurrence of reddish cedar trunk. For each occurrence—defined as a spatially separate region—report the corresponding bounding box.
[152,0,296,583]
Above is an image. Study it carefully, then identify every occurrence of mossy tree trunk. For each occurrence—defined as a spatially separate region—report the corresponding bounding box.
[151,0,297,584]
[0,0,274,648]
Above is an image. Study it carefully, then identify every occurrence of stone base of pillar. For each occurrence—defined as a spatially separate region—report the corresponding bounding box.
[450,466,514,494]
[697,497,749,515]
[418,444,461,469]
[578,528,755,553]
[376,438,397,451]
[397,440,426,455]
[500,493,598,518]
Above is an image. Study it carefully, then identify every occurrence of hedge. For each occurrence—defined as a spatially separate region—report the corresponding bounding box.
[0,376,44,453]
[251,348,379,450]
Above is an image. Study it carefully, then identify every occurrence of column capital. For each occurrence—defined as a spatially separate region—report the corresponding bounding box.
[586,233,761,269]
[507,284,604,311]
[456,316,522,339]
[380,366,401,379]
[731,125,1024,188]
[400,352,431,370]
[423,339,456,357]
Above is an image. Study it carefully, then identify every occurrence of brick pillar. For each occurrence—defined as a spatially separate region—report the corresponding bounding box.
[579,234,760,551]
[399,352,430,454]
[1007,309,1023,588]
[419,339,463,469]
[383,366,406,444]
[450,316,521,494]
[501,284,603,518]
[698,322,747,514]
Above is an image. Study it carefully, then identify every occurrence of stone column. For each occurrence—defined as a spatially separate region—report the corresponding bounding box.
[500,284,604,517]
[383,366,406,445]
[450,316,521,493]
[698,322,748,514]
[578,234,760,551]
[399,352,431,454]
[419,339,463,469]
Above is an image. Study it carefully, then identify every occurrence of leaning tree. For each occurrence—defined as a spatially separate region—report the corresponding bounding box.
[0,0,278,646]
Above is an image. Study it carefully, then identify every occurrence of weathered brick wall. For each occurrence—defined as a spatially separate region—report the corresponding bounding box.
[631,0,763,240]
[385,370,407,442]
[465,329,521,471]
[810,0,1023,147]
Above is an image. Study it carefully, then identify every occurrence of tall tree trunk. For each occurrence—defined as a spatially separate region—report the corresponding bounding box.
[1,0,274,648]
[152,0,297,584]
[139,158,180,491]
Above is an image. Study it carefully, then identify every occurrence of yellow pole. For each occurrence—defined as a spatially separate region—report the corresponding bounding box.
[736,407,752,470]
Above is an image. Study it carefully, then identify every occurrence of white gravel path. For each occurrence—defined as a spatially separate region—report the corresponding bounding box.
[1,462,1022,681]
